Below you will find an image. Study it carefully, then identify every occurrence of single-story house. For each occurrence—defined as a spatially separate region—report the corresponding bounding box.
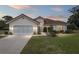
[6,14,67,35]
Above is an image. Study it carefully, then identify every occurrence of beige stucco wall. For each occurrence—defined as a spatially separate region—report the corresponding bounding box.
[9,17,38,35]
[53,25,67,31]
[36,18,44,32]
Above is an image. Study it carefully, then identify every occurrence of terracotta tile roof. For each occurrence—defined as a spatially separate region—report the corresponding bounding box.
[44,18,67,25]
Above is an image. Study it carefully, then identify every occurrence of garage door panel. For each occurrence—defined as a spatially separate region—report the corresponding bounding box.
[13,25,33,35]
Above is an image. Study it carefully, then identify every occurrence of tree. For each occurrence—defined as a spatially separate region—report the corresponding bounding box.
[2,15,13,22]
[68,6,79,29]
[0,20,6,30]
[69,6,79,14]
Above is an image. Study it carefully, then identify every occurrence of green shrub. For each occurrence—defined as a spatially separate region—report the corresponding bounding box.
[48,26,57,37]
[60,30,64,33]
[38,31,41,34]
[4,31,8,35]
[9,32,13,35]
[65,29,73,33]
[67,24,78,30]
[52,30,58,33]
[50,32,57,37]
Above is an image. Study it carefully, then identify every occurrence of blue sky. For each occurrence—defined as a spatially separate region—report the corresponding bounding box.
[0,5,76,22]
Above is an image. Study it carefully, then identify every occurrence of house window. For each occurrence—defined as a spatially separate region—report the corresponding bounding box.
[56,25,63,31]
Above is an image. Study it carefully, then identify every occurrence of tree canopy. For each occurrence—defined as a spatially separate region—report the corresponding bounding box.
[2,15,13,22]
[68,6,79,29]
[0,15,13,30]
[0,20,8,30]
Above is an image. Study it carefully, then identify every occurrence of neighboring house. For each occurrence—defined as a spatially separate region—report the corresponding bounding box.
[6,14,67,35]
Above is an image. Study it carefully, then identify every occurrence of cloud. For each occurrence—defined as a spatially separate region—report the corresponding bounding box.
[9,5,32,10]
[52,6,63,12]
[46,15,67,22]
[25,13,36,18]
[47,16,61,19]
[46,16,63,21]
[25,14,33,17]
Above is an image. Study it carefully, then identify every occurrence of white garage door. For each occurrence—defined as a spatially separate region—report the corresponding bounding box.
[13,25,33,35]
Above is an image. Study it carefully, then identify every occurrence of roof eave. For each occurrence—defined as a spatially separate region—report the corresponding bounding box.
[6,14,40,25]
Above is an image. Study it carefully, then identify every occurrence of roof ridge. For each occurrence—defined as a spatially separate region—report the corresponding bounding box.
[45,18,66,23]
[6,14,40,24]
[35,16,44,20]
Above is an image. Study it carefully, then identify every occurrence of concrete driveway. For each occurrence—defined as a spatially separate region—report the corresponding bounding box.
[0,35,32,54]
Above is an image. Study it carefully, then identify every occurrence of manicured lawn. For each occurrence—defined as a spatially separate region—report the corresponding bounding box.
[21,34,79,54]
